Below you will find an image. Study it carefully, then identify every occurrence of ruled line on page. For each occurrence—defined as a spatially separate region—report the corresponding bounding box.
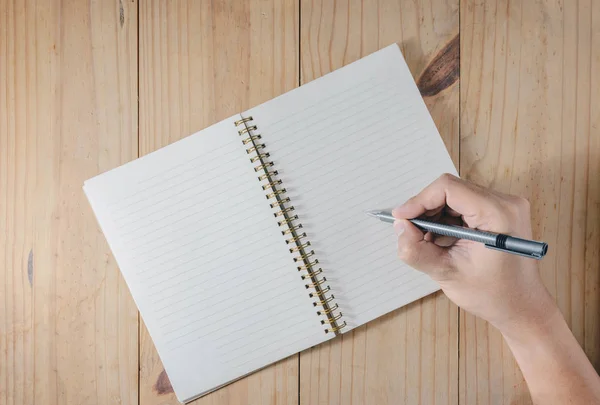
[84,116,326,394]
[105,138,241,208]
[257,74,387,131]
[245,44,456,331]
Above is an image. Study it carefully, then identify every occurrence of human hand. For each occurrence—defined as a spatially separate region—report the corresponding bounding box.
[392,174,556,334]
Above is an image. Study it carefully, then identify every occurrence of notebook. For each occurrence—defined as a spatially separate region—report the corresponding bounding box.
[83,43,457,403]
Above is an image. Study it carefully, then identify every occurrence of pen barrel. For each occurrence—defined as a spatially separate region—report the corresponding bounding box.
[410,219,498,245]
[411,219,548,258]
[503,236,548,257]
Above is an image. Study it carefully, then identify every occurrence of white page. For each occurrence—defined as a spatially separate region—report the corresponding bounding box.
[245,44,457,331]
[84,116,331,402]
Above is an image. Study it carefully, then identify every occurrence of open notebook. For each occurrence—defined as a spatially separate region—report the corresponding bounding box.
[84,44,457,403]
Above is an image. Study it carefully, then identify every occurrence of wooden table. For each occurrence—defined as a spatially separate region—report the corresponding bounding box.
[2,1,599,404]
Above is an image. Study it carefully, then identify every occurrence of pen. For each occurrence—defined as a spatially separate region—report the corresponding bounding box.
[365,210,548,260]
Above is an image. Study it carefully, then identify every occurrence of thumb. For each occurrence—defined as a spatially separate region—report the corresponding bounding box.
[394,220,454,279]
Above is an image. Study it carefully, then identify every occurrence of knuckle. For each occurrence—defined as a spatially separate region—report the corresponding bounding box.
[431,173,456,192]
[438,173,456,185]
[491,196,532,234]
[508,196,531,215]
[516,196,531,211]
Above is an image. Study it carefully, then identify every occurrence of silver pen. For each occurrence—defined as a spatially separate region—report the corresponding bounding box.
[365,210,548,260]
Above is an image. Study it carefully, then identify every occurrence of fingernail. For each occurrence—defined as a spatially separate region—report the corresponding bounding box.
[394,221,405,236]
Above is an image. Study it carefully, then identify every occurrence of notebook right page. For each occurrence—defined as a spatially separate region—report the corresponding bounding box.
[245,44,457,330]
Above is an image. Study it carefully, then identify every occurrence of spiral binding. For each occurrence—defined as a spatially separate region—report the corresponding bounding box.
[234,115,346,335]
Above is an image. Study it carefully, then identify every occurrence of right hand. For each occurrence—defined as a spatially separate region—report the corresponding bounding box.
[392,174,556,334]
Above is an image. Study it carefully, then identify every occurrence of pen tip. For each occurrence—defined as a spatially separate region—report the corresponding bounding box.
[364,209,379,218]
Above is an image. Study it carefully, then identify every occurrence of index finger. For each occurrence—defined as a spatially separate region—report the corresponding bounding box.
[392,174,498,227]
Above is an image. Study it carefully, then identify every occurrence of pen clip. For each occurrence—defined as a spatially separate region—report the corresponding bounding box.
[484,244,543,260]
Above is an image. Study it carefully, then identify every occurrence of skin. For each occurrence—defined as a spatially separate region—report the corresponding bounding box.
[392,173,600,405]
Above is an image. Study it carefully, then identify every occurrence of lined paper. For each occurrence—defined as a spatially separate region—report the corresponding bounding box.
[84,43,457,402]
[246,44,458,330]
[83,117,330,402]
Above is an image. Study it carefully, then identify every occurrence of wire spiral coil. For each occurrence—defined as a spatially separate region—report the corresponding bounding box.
[234,115,346,334]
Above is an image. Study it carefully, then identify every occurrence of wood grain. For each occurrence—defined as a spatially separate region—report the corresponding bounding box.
[418,34,460,97]
[137,1,299,404]
[0,0,139,404]
[460,0,600,403]
[299,1,459,404]
[5,1,600,403]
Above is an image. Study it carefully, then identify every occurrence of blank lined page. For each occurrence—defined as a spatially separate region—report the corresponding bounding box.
[83,117,330,402]
[245,44,457,330]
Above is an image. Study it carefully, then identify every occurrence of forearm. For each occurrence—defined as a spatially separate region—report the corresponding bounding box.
[501,302,600,404]
[392,175,600,403]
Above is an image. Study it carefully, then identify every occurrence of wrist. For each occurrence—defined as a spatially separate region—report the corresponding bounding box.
[495,288,560,345]
[497,291,600,404]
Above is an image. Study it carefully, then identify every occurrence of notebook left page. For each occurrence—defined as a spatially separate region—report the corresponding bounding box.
[83,116,330,403]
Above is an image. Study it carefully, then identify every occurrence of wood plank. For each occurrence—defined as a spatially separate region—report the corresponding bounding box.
[459,0,600,403]
[0,0,139,404]
[299,1,459,404]
[137,1,299,404]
